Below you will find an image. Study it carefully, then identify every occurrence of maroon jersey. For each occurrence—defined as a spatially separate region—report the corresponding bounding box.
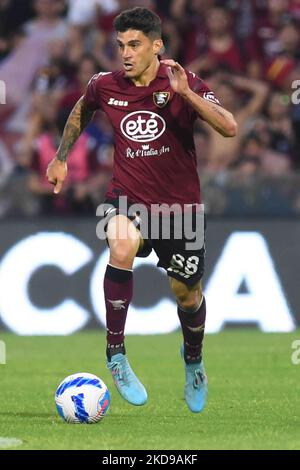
[84,63,221,208]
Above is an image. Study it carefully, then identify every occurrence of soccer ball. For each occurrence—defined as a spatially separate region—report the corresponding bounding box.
[55,372,110,424]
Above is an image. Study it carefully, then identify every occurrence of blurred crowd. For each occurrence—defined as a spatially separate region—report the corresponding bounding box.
[0,0,300,217]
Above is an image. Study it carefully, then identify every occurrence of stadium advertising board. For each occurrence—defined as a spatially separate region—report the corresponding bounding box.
[0,219,298,334]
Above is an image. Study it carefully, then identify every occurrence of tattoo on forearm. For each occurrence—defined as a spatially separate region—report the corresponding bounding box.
[211,106,226,119]
[56,97,94,162]
[206,105,231,136]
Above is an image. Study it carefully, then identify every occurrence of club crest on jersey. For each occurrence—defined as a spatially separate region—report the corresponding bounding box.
[153,92,170,108]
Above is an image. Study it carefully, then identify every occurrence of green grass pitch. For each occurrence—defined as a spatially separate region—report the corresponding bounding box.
[0,330,299,450]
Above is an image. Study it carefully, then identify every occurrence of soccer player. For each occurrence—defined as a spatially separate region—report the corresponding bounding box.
[46,7,237,413]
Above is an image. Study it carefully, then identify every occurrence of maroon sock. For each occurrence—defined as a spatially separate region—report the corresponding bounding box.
[104,264,133,360]
[177,296,206,364]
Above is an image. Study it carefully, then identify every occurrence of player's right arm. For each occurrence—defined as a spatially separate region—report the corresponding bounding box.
[46,96,95,194]
[161,59,237,138]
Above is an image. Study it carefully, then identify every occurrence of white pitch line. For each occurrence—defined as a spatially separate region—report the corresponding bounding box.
[0,437,23,448]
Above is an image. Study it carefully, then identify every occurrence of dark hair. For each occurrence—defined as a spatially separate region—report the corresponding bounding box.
[114,7,161,39]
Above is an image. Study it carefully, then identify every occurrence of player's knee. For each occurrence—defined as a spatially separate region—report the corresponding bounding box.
[178,297,201,313]
[175,289,202,313]
[171,278,202,311]
[109,240,138,267]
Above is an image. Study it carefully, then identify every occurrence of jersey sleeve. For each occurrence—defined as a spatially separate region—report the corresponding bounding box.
[83,73,102,111]
[186,70,222,121]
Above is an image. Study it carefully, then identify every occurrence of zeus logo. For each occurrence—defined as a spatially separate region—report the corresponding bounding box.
[108,97,128,106]
[120,111,166,143]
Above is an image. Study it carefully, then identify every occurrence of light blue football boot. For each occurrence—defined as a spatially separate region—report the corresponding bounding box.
[107,353,147,406]
[181,346,208,413]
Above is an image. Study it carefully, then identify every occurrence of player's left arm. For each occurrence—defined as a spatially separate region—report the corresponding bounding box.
[161,59,237,138]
